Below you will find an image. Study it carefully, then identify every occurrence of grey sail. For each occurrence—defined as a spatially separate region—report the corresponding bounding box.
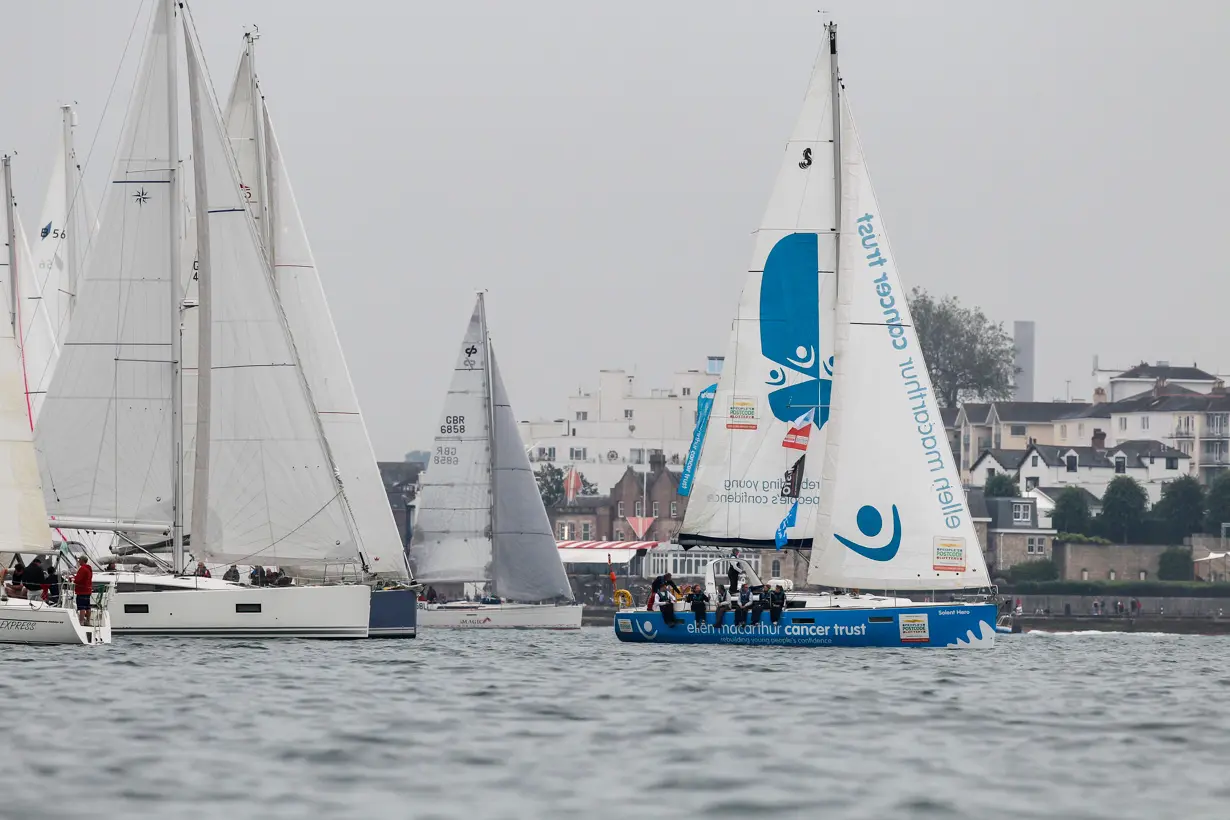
[488,348,573,602]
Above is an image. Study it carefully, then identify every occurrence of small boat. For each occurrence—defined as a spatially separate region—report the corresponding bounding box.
[995,615,1014,635]
[410,294,582,630]
[615,23,996,648]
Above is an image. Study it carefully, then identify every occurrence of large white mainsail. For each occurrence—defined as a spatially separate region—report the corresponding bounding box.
[183,27,357,570]
[677,40,838,549]
[411,295,573,601]
[34,1,179,531]
[808,89,987,591]
[222,38,409,578]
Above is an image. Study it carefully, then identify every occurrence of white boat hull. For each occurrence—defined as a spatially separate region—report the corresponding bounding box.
[103,575,371,638]
[418,602,582,630]
[0,599,112,645]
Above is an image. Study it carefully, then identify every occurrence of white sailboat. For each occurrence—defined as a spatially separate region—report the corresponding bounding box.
[616,23,996,648]
[411,294,581,629]
[220,32,418,636]
[33,0,369,638]
[1,154,111,645]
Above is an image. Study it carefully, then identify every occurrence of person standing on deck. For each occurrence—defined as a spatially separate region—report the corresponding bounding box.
[22,558,46,602]
[73,555,93,627]
[647,572,680,611]
[727,562,740,594]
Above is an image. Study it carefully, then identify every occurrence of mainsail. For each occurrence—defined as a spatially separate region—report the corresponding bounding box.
[222,37,410,578]
[410,295,573,601]
[807,38,987,590]
[677,38,838,549]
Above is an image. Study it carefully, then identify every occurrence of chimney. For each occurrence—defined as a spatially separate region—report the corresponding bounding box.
[649,451,666,473]
[1092,429,1106,451]
[1214,379,1226,396]
[1152,377,1168,397]
[1092,386,1107,404]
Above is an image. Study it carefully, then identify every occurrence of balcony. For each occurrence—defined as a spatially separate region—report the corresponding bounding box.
[1200,453,1230,467]
[1173,427,1196,439]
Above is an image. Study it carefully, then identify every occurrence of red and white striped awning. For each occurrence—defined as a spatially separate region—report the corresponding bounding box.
[556,541,660,565]
[557,541,658,550]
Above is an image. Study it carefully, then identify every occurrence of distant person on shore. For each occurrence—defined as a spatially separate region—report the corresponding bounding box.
[73,555,93,626]
[647,572,680,612]
[768,585,787,624]
[687,585,709,627]
[712,583,731,629]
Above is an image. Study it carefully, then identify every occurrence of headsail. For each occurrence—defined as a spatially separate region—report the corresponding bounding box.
[409,299,494,585]
[808,92,988,590]
[15,204,60,425]
[677,42,838,549]
[222,40,409,577]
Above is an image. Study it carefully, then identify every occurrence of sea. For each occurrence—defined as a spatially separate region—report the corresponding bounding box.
[2,628,1228,820]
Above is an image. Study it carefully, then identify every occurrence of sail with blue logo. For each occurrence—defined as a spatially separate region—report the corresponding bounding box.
[677,46,838,549]
[807,92,987,591]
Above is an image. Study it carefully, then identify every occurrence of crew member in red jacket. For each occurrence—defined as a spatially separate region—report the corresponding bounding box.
[73,555,94,627]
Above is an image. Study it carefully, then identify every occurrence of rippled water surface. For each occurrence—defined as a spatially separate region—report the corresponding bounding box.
[3,628,1230,819]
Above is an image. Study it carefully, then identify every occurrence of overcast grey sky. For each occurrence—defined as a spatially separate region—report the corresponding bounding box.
[3,1,1228,457]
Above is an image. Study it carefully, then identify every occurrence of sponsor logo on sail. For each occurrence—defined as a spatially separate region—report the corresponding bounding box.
[932,537,967,572]
[899,613,930,643]
[726,396,758,430]
[40,222,52,239]
[835,503,902,562]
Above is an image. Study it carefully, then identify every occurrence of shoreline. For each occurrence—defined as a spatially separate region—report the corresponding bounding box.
[1011,615,1230,635]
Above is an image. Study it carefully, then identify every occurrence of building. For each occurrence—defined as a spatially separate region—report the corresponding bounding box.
[940,406,961,465]
[1015,437,1191,504]
[1051,541,1172,582]
[1092,359,1219,403]
[1027,486,1102,529]
[968,449,1027,488]
[979,495,1056,576]
[519,356,724,489]
[957,401,1087,478]
[378,460,424,546]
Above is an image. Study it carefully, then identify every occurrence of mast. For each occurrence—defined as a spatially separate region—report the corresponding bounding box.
[2,156,16,333]
[246,29,271,265]
[61,104,79,313]
[165,0,186,574]
[185,16,213,571]
[478,291,498,596]
[829,22,841,283]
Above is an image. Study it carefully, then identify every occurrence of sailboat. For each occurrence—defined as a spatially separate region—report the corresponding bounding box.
[33,0,370,638]
[1,154,112,645]
[410,294,582,629]
[614,23,996,648]
[220,30,418,637]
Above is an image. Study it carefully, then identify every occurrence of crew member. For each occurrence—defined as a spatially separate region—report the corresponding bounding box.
[22,558,47,602]
[768,584,787,624]
[734,583,752,625]
[727,561,740,593]
[749,584,768,625]
[222,565,240,582]
[712,583,731,630]
[73,555,93,627]
[194,561,211,578]
[688,585,709,627]
[656,583,679,626]
[647,572,680,612]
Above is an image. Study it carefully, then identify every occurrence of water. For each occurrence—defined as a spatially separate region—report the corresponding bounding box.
[3,628,1229,819]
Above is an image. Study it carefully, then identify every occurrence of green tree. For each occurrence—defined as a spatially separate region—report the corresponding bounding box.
[533,463,597,507]
[1157,547,1194,581]
[907,288,1019,408]
[983,473,1019,498]
[1008,559,1059,582]
[1205,472,1230,535]
[1154,475,1205,542]
[1099,475,1148,543]
[1051,487,1092,535]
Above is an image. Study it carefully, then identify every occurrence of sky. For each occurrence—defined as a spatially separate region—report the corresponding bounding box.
[2,0,1228,458]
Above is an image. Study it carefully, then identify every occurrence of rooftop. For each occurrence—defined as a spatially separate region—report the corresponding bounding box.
[1115,362,1217,382]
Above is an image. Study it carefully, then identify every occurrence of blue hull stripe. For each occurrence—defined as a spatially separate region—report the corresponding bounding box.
[613,603,997,648]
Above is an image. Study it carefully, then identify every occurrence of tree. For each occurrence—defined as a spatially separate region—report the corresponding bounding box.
[1205,472,1230,535]
[1154,475,1205,542]
[1099,475,1148,543]
[1157,547,1194,581]
[1051,487,1092,535]
[533,463,598,508]
[983,473,1019,498]
[907,288,1018,408]
[1008,559,1059,582]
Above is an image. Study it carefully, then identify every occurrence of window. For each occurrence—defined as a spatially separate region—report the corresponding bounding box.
[1078,423,1084,438]
[1010,425,1026,437]
[581,522,591,540]
[986,468,995,477]
[236,603,262,614]
[617,501,625,518]
[1108,570,1116,581]
[1139,570,1147,580]
[1025,476,1039,490]
[630,449,645,465]
[694,410,699,424]
[575,411,588,421]
[569,447,587,460]
[624,409,634,420]
[615,530,624,540]
[1012,502,1030,523]
[771,560,781,577]
[670,501,678,519]
[634,500,643,517]
[1060,424,1067,439]
[1166,457,1179,470]
[124,604,149,614]
[682,387,692,397]
[1031,455,1039,467]
[1118,417,1127,431]
[537,446,556,461]
[1081,569,1089,581]
[1141,416,1150,430]
[1026,536,1036,554]
[1114,456,1126,474]
[652,501,660,517]
[558,522,575,539]
[1066,455,1077,472]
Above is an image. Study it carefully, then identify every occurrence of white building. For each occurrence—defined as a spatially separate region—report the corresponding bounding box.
[1016,439,1192,505]
[1091,360,1220,403]
[519,357,724,489]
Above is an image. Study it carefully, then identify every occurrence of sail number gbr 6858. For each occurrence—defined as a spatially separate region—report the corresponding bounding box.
[440,415,466,435]
[433,446,459,465]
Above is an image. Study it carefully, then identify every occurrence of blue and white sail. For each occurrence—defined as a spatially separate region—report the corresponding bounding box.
[677,42,838,549]
[807,93,988,590]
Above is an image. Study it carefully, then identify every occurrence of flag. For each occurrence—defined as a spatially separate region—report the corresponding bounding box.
[679,383,718,496]
[563,467,582,504]
[781,408,815,451]
[626,516,655,539]
[775,502,798,549]
[780,454,806,498]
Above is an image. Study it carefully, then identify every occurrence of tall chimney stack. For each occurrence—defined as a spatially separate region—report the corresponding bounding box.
[1013,320,1035,402]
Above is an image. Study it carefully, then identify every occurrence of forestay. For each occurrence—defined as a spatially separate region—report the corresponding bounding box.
[808,95,987,590]
[184,29,356,568]
[678,42,837,549]
[34,1,177,527]
[409,300,494,585]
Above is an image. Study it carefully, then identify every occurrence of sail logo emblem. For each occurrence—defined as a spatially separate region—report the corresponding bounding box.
[726,396,758,430]
[40,222,52,239]
[636,619,658,640]
[759,233,832,426]
[463,344,478,369]
[835,504,902,562]
[798,147,813,169]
